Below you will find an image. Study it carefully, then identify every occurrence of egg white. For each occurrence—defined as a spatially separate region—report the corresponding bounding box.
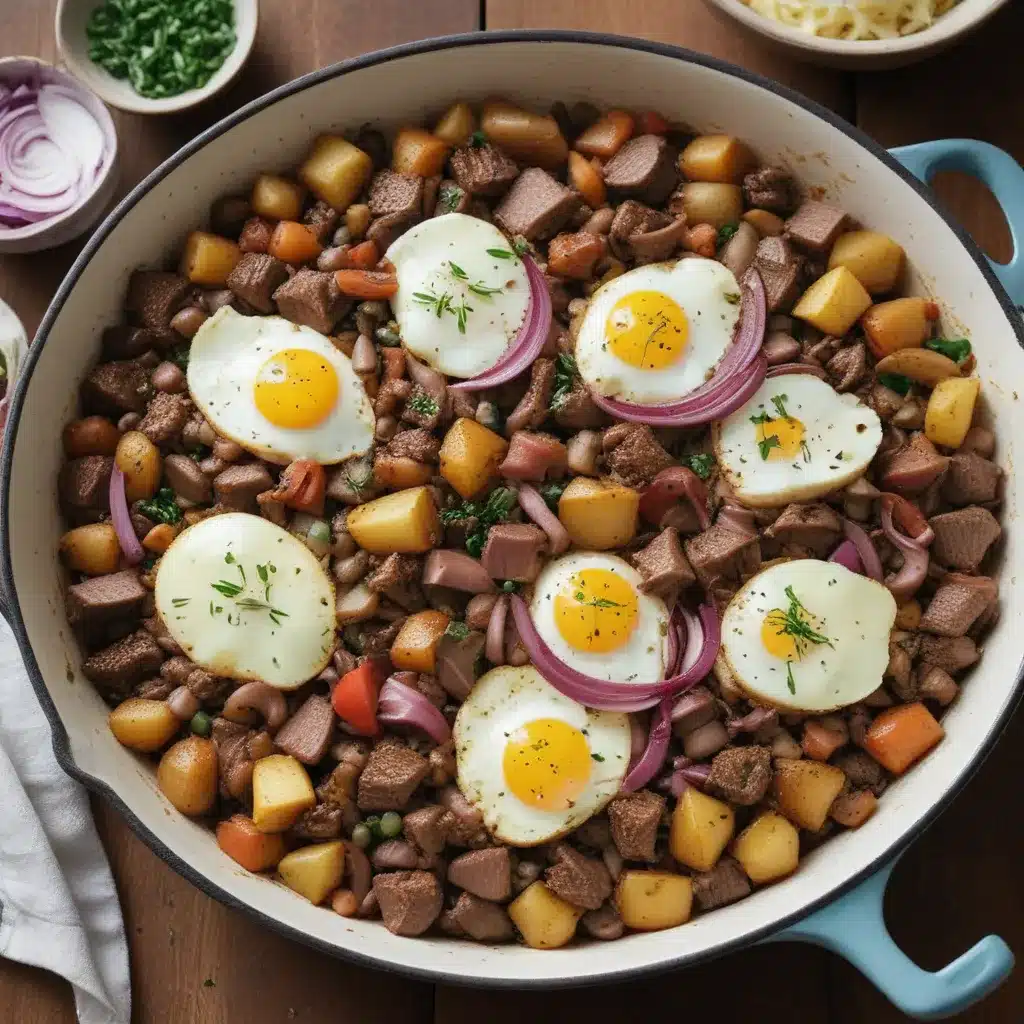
[187,306,375,465]
[720,559,896,713]
[454,665,632,846]
[387,213,531,378]
[712,373,883,508]
[575,257,741,405]
[155,512,335,690]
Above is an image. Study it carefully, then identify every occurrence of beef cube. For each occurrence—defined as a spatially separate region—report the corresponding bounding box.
[366,553,421,593]
[754,236,802,313]
[102,325,172,360]
[609,199,680,264]
[366,211,421,252]
[126,270,191,331]
[603,134,678,205]
[685,521,761,590]
[403,805,452,856]
[444,892,515,942]
[273,694,335,765]
[163,454,212,505]
[357,742,429,811]
[929,506,1001,570]
[436,629,486,701]
[401,384,443,430]
[706,745,773,806]
[480,524,547,583]
[743,167,798,215]
[611,199,672,241]
[553,380,606,430]
[605,424,673,488]
[435,179,470,216]
[226,253,289,314]
[918,665,959,707]
[878,433,949,496]
[826,342,867,393]
[210,717,253,799]
[82,630,164,704]
[134,676,176,700]
[941,452,1001,507]
[383,428,440,463]
[302,200,339,245]
[544,844,613,910]
[373,871,442,936]
[185,666,232,703]
[918,634,980,675]
[447,847,511,902]
[607,789,664,863]
[785,200,847,253]
[494,168,581,242]
[291,803,344,841]
[499,431,567,481]
[374,378,414,418]
[60,456,113,513]
[692,857,752,912]
[832,750,886,795]
[238,216,273,254]
[919,575,996,637]
[764,502,842,558]
[138,392,191,446]
[505,357,555,435]
[632,527,696,599]
[368,169,424,220]
[450,145,519,197]
[81,361,151,415]
[66,570,147,630]
[272,269,351,334]
[213,463,275,512]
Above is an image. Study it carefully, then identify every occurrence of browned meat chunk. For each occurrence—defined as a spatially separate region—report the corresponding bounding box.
[134,676,175,700]
[764,503,842,558]
[929,506,1001,570]
[544,843,613,911]
[480,523,547,583]
[919,575,996,637]
[214,463,275,512]
[102,325,170,360]
[832,750,886,795]
[357,742,429,811]
[366,553,421,595]
[60,456,113,514]
[494,168,582,241]
[918,665,959,706]
[436,628,486,701]
[878,433,949,496]
[401,385,443,430]
[444,892,515,943]
[272,269,351,334]
[210,717,253,800]
[918,634,980,675]
[384,428,441,463]
[500,431,567,481]
[605,425,673,488]
[291,803,344,841]
[827,342,866,393]
[82,630,164,704]
[450,145,519,197]
[448,847,511,902]
[274,694,335,765]
[603,134,678,205]
[553,380,606,430]
[685,520,761,590]
[754,236,802,313]
[692,857,752,912]
[546,231,607,281]
[239,216,273,254]
[163,454,212,504]
[66,570,147,630]
[611,199,671,244]
[369,169,424,219]
[226,253,289,314]
[632,527,696,599]
[373,871,442,937]
[505,358,555,435]
[786,200,847,253]
[609,199,683,264]
[941,452,1001,507]
[126,270,191,331]
[375,378,413,418]
[138,392,191,446]
[302,200,340,245]
[82,361,151,415]
[607,789,664,863]
[706,745,773,806]
[403,805,452,856]
[184,665,232,703]
[743,167,798,215]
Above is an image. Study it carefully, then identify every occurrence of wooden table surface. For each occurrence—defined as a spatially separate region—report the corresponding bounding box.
[1,2,1022,1021]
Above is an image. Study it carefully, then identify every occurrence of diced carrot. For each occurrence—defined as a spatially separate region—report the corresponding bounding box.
[390,610,451,673]
[268,220,323,264]
[863,702,944,775]
[682,223,717,259]
[546,230,608,281]
[567,151,606,209]
[142,522,180,553]
[275,459,326,515]
[335,268,398,299]
[380,347,406,381]
[830,789,878,829]
[637,110,670,135]
[574,110,635,160]
[802,721,847,762]
[216,814,287,872]
[332,661,383,736]
[340,240,379,270]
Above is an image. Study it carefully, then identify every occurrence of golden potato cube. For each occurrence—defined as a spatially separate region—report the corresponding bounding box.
[616,871,693,931]
[109,698,180,753]
[278,841,345,905]
[180,231,241,287]
[925,376,981,449]
[392,128,450,178]
[742,209,785,237]
[156,736,218,816]
[439,417,509,499]
[675,182,744,229]
[508,881,581,949]
[733,811,800,885]
[251,174,306,221]
[773,758,847,832]
[115,430,162,502]
[434,101,477,147]
[558,477,639,550]
[481,100,568,171]
[60,522,121,576]
[299,135,373,212]
[345,486,441,554]
[862,297,937,358]
[252,755,316,833]
[828,230,905,295]
[670,787,735,872]
[390,610,451,673]
[679,134,754,184]
[792,266,872,337]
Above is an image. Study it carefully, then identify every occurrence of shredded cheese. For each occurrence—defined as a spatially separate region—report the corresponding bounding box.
[743,0,959,39]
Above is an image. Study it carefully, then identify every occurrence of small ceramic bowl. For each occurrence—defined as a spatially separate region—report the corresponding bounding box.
[0,57,118,255]
[704,0,1013,69]
[55,0,258,115]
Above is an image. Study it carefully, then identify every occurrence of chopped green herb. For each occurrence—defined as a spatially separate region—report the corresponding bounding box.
[501,580,521,594]
[771,394,792,420]
[437,184,464,215]
[142,555,157,571]
[448,260,468,281]
[440,487,517,558]
[878,372,912,395]
[470,130,487,148]
[512,236,530,257]
[786,662,796,696]
[757,434,780,460]
[444,620,471,641]
[537,479,567,512]
[211,580,243,599]
[202,978,216,989]
[724,291,741,305]
[551,352,579,411]
[413,288,453,320]
[468,281,503,298]
[684,453,715,480]
[487,247,516,260]
[591,753,605,762]
[451,296,472,333]
[137,488,182,525]
[171,597,190,608]
[717,223,739,246]
[169,345,190,370]
[925,337,972,363]
[407,391,440,417]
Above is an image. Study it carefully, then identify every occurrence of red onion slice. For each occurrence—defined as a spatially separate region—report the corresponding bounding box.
[828,539,863,574]
[842,517,884,582]
[880,496,934,604]
[485,595,509,664]
[109,466,144,565]
[765,362,828,379]
[669,762,712,796]
[621,699,672,792]
[376,677,451,745]
[516,483,571,555]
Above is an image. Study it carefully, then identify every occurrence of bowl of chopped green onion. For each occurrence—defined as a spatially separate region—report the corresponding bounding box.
[56,0,258,114]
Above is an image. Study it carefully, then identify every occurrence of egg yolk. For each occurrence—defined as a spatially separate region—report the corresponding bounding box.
[760,610,801,661]
[607,291,688,370]
[254,348,339,429]
[554,569,638,653]
[760,598,826,662]
[754,416,806,461]
[503,718,592,810]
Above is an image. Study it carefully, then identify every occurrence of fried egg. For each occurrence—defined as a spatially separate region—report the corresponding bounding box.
[713,373,883,508]
[187,306,375,465]
[154,512,335,690]
[387,213,531,378]
[575,257,742,405]
[530,552,669,686]
[454,665,632,845]
[720,559,896,712]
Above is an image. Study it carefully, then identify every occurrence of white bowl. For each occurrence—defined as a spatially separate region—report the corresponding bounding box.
[55,0,258,115]
[704,0,1013,69]
[0,57,118,255]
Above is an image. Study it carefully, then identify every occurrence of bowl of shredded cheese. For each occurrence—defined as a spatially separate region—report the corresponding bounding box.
[705,0,1012,67]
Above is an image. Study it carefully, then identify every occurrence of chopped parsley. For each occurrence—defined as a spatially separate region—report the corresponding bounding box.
[407,391,440,417]
[444,620,471,642]
[551,352,579,411]
[413,288,454,319]
[724,291,741,305]
[512,236,530,257]
[763,585,835,697]
[437,183,464,215]
[591,753,605,762]
[771,394,792,420]
[169,345,190,370]
[878,372,912,395]
[717,223,739,246]
[440,487,517,558]
[684,453,715,480]
[210,557,288,625]
[137,487,182,525]
[757,434,780,460]
[448,259,504,299]
[487,247,516,260]
[925,337,972,363]
[470,129,487,148]
[537,479,567,512]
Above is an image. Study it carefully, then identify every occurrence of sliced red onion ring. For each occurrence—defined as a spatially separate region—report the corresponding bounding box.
[376,677,451,745]
[621,699,672,793]
[828,539,863,574]
[516,483,571,555]
[842,517,884,582]
[880,495,934,604]
[109,466,144,565]
[450,257,552,391]
[765,362,828,379]
[485,594,508,664]
[669,761,712,796]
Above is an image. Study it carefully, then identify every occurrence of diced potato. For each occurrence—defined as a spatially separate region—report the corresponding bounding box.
[143,522,180,554]
[481,100,568,170]
[216,814,287,873]
[374,455,434,490]
[875,347,961,388]
[732,811,800,885]
[434,102,476,147]
[251,174,306,221]
[157,736,218,816]
[773,758,847,832]
[742,209,785,237]
[392,128,450,178]
[792,265,872,337]
[679,134,754,184]
[670,787,735,872]
[345,486,440,554]
[299,135,373,212]
[252,754,316,833]
[390,610,451,673]
[925,376,981,449]
[278,841,345,905]
[115,430,162,502]
[180,231,241,287]
[615,871,693,931]
[335,582,380,625]
[558,477,639,550]
[60,522,121,575]
[507,881,581,949]
[828,230,905,295]
[439,417,509,499]
[861,297,938,358]
[674,182,744,230]
[894,599,922,631]
[109,698,180,753]
[345,203,371,239]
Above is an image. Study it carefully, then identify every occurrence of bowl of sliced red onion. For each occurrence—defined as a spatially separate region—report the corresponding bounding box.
[0,57,118,254]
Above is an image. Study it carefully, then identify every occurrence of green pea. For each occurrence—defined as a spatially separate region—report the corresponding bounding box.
[190,710,212,737]
[374,326,401,348]
[379,811,403,839]
[350,823,372,849]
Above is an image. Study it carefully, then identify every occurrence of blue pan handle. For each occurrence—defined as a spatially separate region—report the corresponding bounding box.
[770,855,1013,1019]
[890,139,1024,305]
